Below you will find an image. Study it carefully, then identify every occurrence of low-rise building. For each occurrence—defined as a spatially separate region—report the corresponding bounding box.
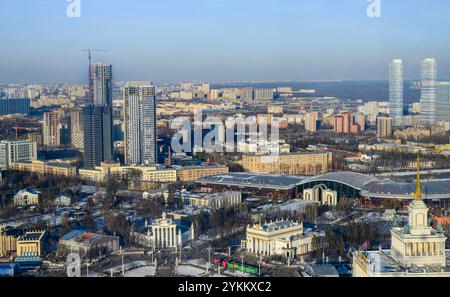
[10,160,77,177]
[241,219,319,259]
[242,152,332,176]
[179,191,242,209]
[14,188,40,207]
[16,230,46,257]
[0,226,18,258]
[178,165,229,182]
[58,230,120,260]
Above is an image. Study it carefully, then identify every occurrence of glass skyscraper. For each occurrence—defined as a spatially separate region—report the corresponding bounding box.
[421,58,438,125]
[389,59,403,126]
[82,63,114,169]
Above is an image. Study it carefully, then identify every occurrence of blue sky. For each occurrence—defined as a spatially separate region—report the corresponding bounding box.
[0,0,449,83]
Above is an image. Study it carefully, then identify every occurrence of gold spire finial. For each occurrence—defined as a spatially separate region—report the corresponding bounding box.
[414,156,423,200]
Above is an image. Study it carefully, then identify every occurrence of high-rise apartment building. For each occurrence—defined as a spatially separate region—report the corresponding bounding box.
[43,110,62,147]
[305,112,320,133]
[92,63,113,106]
[0,139,37,169]
[421,58,437,125]
[389,59,404,126]
[334,112,364,135]
[436,82,450,122]
[123,82,157,165]
[70,108,84,150]
[83,63,114,169]
[377,116,394,138]
[82,105,113,169]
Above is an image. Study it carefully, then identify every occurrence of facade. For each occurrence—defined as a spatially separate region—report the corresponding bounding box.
[10,160,77,177]
[92,63,113,106]
[334,112,364,134]
[254,88,274,102]
[0,226,17,258]
[16,230,46,257]
[0,98,30,117]
[377,116,394,138]
[305,112,320,133]
[303,185,338,206]
[58,230,119,260]
[78,163,177,183]
[70,108,84,150]
[178,165,229,182]
[179,191,242,209]
[43,110,62,147]
[196,172,305,199]
[353,160,450,277]
[242,152,332,176]
[421,58,438,125]
[123,82,157,165]
[27,131,42,147]
[82,105,113,169]
[242,219,316,259]
[436,82,450,122]
[14,188,40,206]
[0,139,37,169]
[148,213,194,251]
[389,59,404,126]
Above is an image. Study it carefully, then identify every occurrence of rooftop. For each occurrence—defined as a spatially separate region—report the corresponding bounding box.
[197,172,306,190]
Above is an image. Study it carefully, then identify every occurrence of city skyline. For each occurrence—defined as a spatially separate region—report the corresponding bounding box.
[1,0,450,83]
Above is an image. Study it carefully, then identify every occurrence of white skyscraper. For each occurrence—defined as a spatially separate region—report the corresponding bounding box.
[389,59,403,126]
[421,58,438,125]
[124,82,157,165]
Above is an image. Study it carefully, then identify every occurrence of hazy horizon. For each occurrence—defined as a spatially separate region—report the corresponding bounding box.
[1,0,450,83]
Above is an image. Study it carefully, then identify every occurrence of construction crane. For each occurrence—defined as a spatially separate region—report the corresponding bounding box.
[82,49,107,100]
[14,126,29,139]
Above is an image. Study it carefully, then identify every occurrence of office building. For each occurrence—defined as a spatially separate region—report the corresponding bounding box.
[82,105,113,169]
[421,58,438,125]
[123,82,157,165]
[0,98,30,117]
[377,116,394,138]
[0,139,37,169]
[389,59,404,126]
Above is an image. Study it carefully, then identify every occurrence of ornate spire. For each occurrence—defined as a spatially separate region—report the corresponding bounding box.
[414,156,423,200]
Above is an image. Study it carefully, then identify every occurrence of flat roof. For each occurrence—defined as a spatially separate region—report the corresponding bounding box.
[197,172,306,190]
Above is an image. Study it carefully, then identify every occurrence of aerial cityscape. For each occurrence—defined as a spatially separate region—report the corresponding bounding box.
[1,0,450,288]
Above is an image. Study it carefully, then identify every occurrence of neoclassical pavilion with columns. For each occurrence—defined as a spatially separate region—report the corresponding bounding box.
[353,159,450,277]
